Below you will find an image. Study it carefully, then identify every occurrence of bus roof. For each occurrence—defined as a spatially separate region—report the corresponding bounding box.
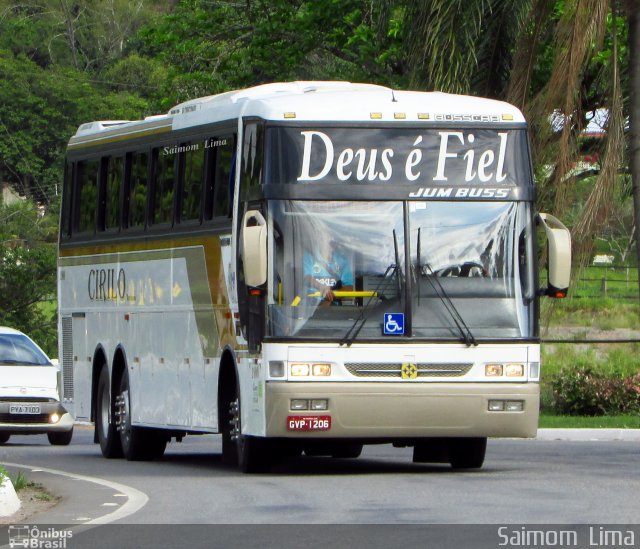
[69,81,526,147]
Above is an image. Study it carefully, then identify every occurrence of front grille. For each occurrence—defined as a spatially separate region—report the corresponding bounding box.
[344,362,473,378]
[0,413,51,424]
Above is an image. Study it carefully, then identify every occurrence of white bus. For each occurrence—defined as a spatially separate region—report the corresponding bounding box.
[58,81,571,472]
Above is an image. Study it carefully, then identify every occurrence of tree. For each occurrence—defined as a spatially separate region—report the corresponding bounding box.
[0,200,58,356]
[627,0,640,294]
[403,0,633,273]
[138,0,405,108]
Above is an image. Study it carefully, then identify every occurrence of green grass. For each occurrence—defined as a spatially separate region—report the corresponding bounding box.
[12,472,28,491]
[539,414,640,429]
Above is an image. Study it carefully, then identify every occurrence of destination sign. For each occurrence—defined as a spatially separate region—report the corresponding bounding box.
[267,127,530,189]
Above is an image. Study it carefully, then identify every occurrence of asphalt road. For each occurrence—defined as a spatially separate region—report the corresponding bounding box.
[1,427,639,548]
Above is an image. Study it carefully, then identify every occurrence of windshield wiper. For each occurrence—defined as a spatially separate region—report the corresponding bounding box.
[418,228,477,347]
[340,263,399,347]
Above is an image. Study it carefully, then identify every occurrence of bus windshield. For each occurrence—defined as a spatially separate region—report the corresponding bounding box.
[267,200,535,341]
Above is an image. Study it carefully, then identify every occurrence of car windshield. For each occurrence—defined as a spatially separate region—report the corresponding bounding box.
[0,333,51,365]
[266,200,535,341]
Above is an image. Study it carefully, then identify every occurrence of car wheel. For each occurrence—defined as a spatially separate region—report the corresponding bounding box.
[47,428,73,446]
[0,433,10,444]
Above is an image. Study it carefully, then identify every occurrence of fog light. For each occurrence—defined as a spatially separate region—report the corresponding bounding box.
[310,399,328,411]
[291,363,310,376]
[506,400,524,411]
[485,364,503,377]
[488,400,505,411]
[269,360,285,377]
[290,399,309,410]
[506,364,524,377]
[312,363,331,376]
[49,413,60,424]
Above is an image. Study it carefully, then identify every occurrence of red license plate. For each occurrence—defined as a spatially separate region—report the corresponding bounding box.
[287,415,331,431]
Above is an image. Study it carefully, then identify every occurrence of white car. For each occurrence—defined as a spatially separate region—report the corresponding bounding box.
[0,327,73,446]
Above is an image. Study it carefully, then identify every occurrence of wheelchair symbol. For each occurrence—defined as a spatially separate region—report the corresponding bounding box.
[384,313,404,335]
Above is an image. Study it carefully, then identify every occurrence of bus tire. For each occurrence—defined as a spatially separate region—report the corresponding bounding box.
[229,388,272,473]
[96,366,123,458]
[238,435,272,474]
[117,368,158,461]
[331,443,363,459]
[449,437,487,469]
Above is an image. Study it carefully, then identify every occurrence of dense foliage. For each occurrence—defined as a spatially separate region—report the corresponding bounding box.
[551,366,640,415]
[0,0,637,352]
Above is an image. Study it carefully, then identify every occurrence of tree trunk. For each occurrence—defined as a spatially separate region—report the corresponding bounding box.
[627,1,640,297]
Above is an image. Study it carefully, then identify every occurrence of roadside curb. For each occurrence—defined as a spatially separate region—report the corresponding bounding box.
[1,462,148,525]
[536,428,640,441]
[0,475,20,518]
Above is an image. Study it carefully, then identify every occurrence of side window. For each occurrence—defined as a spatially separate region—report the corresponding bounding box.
[151,146,176,225]
[60,161,73,238]
[75,159,99,234]
[181,143,205,222]
[204,135,236,220]
[241,123,263,201]
[215,136,236,218]
[103,156,123,231]
[127,151,148,229]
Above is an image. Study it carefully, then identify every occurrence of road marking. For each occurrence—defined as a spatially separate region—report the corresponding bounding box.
[3,462,148,524]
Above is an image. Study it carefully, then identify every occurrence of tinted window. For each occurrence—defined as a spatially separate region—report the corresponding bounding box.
[104,156,123,231]
[128,151,148,229]
[152,147,176,225]
[204,135,236,220]
[76,159,99,233]
[181,144,205,222]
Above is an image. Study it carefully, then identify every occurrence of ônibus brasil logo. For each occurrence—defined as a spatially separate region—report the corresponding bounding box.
[8,525,73,548]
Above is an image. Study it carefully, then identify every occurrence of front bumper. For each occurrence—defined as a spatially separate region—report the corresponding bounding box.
[0,401,74,434]
[265,381,539,439]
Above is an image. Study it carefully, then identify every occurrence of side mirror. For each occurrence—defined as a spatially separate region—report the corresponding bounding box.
[538,212,571,298]
[241,210,268,288]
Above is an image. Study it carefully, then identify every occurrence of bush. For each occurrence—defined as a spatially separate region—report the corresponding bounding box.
[551,366,640,416]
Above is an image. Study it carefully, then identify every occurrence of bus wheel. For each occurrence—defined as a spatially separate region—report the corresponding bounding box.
[115,368,161,461]
[229,394,272,474]
[449,437,487,469]
[96,366,123,458]
[332,443,363,459]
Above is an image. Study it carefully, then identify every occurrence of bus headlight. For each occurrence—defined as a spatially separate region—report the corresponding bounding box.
[290,362,332,377]
[312,363,331,376]
[505,364,525,377]
[485,364,503,377]
[485,363,526,377]
[291,363,310,376]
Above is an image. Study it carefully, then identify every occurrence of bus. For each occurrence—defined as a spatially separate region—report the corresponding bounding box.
[57,81,571,472]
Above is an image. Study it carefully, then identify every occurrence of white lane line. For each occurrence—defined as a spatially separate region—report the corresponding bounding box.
[3,462,148,524]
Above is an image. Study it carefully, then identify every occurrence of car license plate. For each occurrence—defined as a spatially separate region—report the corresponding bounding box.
[287,415,331,431]
[9,404,41,414]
